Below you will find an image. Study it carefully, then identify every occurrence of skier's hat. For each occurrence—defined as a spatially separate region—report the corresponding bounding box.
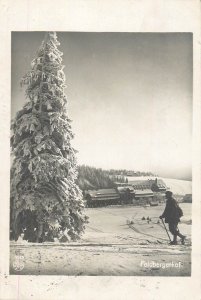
[165,191,173,197]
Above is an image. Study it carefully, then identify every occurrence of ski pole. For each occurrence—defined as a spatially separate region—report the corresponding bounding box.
[161,218,171,242]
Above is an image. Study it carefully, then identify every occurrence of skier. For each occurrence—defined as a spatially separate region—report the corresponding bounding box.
[159,191,186,245]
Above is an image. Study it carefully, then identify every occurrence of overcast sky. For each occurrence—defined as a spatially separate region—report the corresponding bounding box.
[11,32,192,180]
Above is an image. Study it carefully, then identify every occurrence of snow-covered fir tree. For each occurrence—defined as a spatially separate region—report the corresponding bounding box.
[10,32,87,242]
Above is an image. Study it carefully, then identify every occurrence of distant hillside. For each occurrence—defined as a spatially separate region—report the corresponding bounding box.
[77,166,157,191]
[108,169,156,177]
[162,177,192,195]
[76,166,191,195]
[77,165,115,191]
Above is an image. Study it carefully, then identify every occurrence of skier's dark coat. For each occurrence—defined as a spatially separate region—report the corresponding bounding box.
[161,198,181,223]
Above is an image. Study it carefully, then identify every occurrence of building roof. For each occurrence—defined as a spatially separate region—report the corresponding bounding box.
[114,182,129,186]
[117,186,135,194]
[129,178,167,190]
[85,189,120,201]
[130,179,152,188]
[134,189,154,197]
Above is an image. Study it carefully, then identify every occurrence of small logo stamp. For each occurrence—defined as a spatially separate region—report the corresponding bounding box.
[13,253,25,271]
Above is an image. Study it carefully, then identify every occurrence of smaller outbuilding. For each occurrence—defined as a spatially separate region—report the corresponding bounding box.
[182,194,192,203]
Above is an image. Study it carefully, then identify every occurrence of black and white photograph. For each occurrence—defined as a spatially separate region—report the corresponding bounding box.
[1,1,201,299]
[10,31,192,276]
